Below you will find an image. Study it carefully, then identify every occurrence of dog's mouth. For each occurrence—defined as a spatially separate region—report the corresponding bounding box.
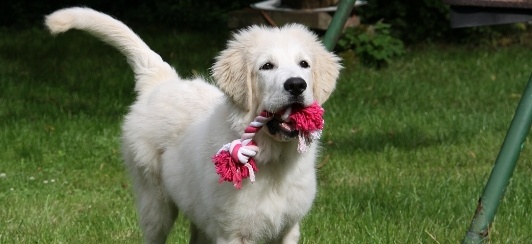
[265,105,299,140]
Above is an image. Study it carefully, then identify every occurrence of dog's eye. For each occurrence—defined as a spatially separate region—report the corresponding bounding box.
[260,62,275,70]
[299,61,309,68]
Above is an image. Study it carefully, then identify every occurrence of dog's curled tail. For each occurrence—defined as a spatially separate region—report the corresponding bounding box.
[45,7,178,94]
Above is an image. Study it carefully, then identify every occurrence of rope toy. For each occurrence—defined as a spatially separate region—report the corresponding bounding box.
[212,101,324,189]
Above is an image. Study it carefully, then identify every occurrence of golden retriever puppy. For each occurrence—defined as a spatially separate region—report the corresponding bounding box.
[46,7,340,244]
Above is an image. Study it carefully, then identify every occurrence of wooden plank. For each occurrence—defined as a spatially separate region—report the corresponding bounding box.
[444,0,532,9]
[228,8,359,30]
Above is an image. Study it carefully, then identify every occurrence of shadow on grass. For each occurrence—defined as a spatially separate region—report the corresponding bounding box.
[1,28,227,122]
[0,29,135,121]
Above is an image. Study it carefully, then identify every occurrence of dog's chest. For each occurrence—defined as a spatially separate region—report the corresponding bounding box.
[224,176,317,240]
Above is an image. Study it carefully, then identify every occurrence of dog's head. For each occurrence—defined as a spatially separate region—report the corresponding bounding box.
[212,24,341,139]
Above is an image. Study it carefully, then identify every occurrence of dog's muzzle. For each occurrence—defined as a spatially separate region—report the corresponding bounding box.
[265,106,299,141]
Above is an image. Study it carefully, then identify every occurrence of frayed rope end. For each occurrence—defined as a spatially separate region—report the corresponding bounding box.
[212,150,257,189]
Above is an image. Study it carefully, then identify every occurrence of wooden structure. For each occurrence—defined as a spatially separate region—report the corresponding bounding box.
[444,0,532,27]
[282,0,339,9]
[227,0,364,30]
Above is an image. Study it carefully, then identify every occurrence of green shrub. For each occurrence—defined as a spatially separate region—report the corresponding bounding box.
[337,21,405,68]
[359,0,450,44]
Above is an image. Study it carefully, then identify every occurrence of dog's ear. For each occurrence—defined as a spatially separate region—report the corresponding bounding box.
[211,29,256,112]
[311,43,342,105]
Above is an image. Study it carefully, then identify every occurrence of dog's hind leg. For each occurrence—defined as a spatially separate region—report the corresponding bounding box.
[189,223,213,244]
[133,171,178,244]
[124,148,177,244]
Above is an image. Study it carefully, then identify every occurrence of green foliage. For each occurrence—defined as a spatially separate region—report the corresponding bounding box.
[359,0,450,43]
[358,0,530,45]
[338,21,405,68]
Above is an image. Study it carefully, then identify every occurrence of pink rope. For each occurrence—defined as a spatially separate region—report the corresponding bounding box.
[212,102,324,189]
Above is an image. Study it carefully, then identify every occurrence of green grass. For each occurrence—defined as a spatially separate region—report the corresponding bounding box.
[1,27,532,243]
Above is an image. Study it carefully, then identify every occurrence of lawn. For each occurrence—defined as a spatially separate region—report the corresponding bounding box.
[1,26,531,243]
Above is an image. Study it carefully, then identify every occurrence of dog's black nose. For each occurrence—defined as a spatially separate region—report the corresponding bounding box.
[284,77,307,96]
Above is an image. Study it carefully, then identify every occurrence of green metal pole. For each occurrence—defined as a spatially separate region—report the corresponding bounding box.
[462,74,532,243]
[322,0,357,51]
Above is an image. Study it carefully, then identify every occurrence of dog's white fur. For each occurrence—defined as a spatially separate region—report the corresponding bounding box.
[45,7,341,244]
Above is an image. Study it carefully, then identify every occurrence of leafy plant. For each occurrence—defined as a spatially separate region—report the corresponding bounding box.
[338,21,405,68]
[359,0,450,44]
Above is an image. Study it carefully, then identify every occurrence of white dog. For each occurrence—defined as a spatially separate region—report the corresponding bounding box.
[46,7,341,244]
